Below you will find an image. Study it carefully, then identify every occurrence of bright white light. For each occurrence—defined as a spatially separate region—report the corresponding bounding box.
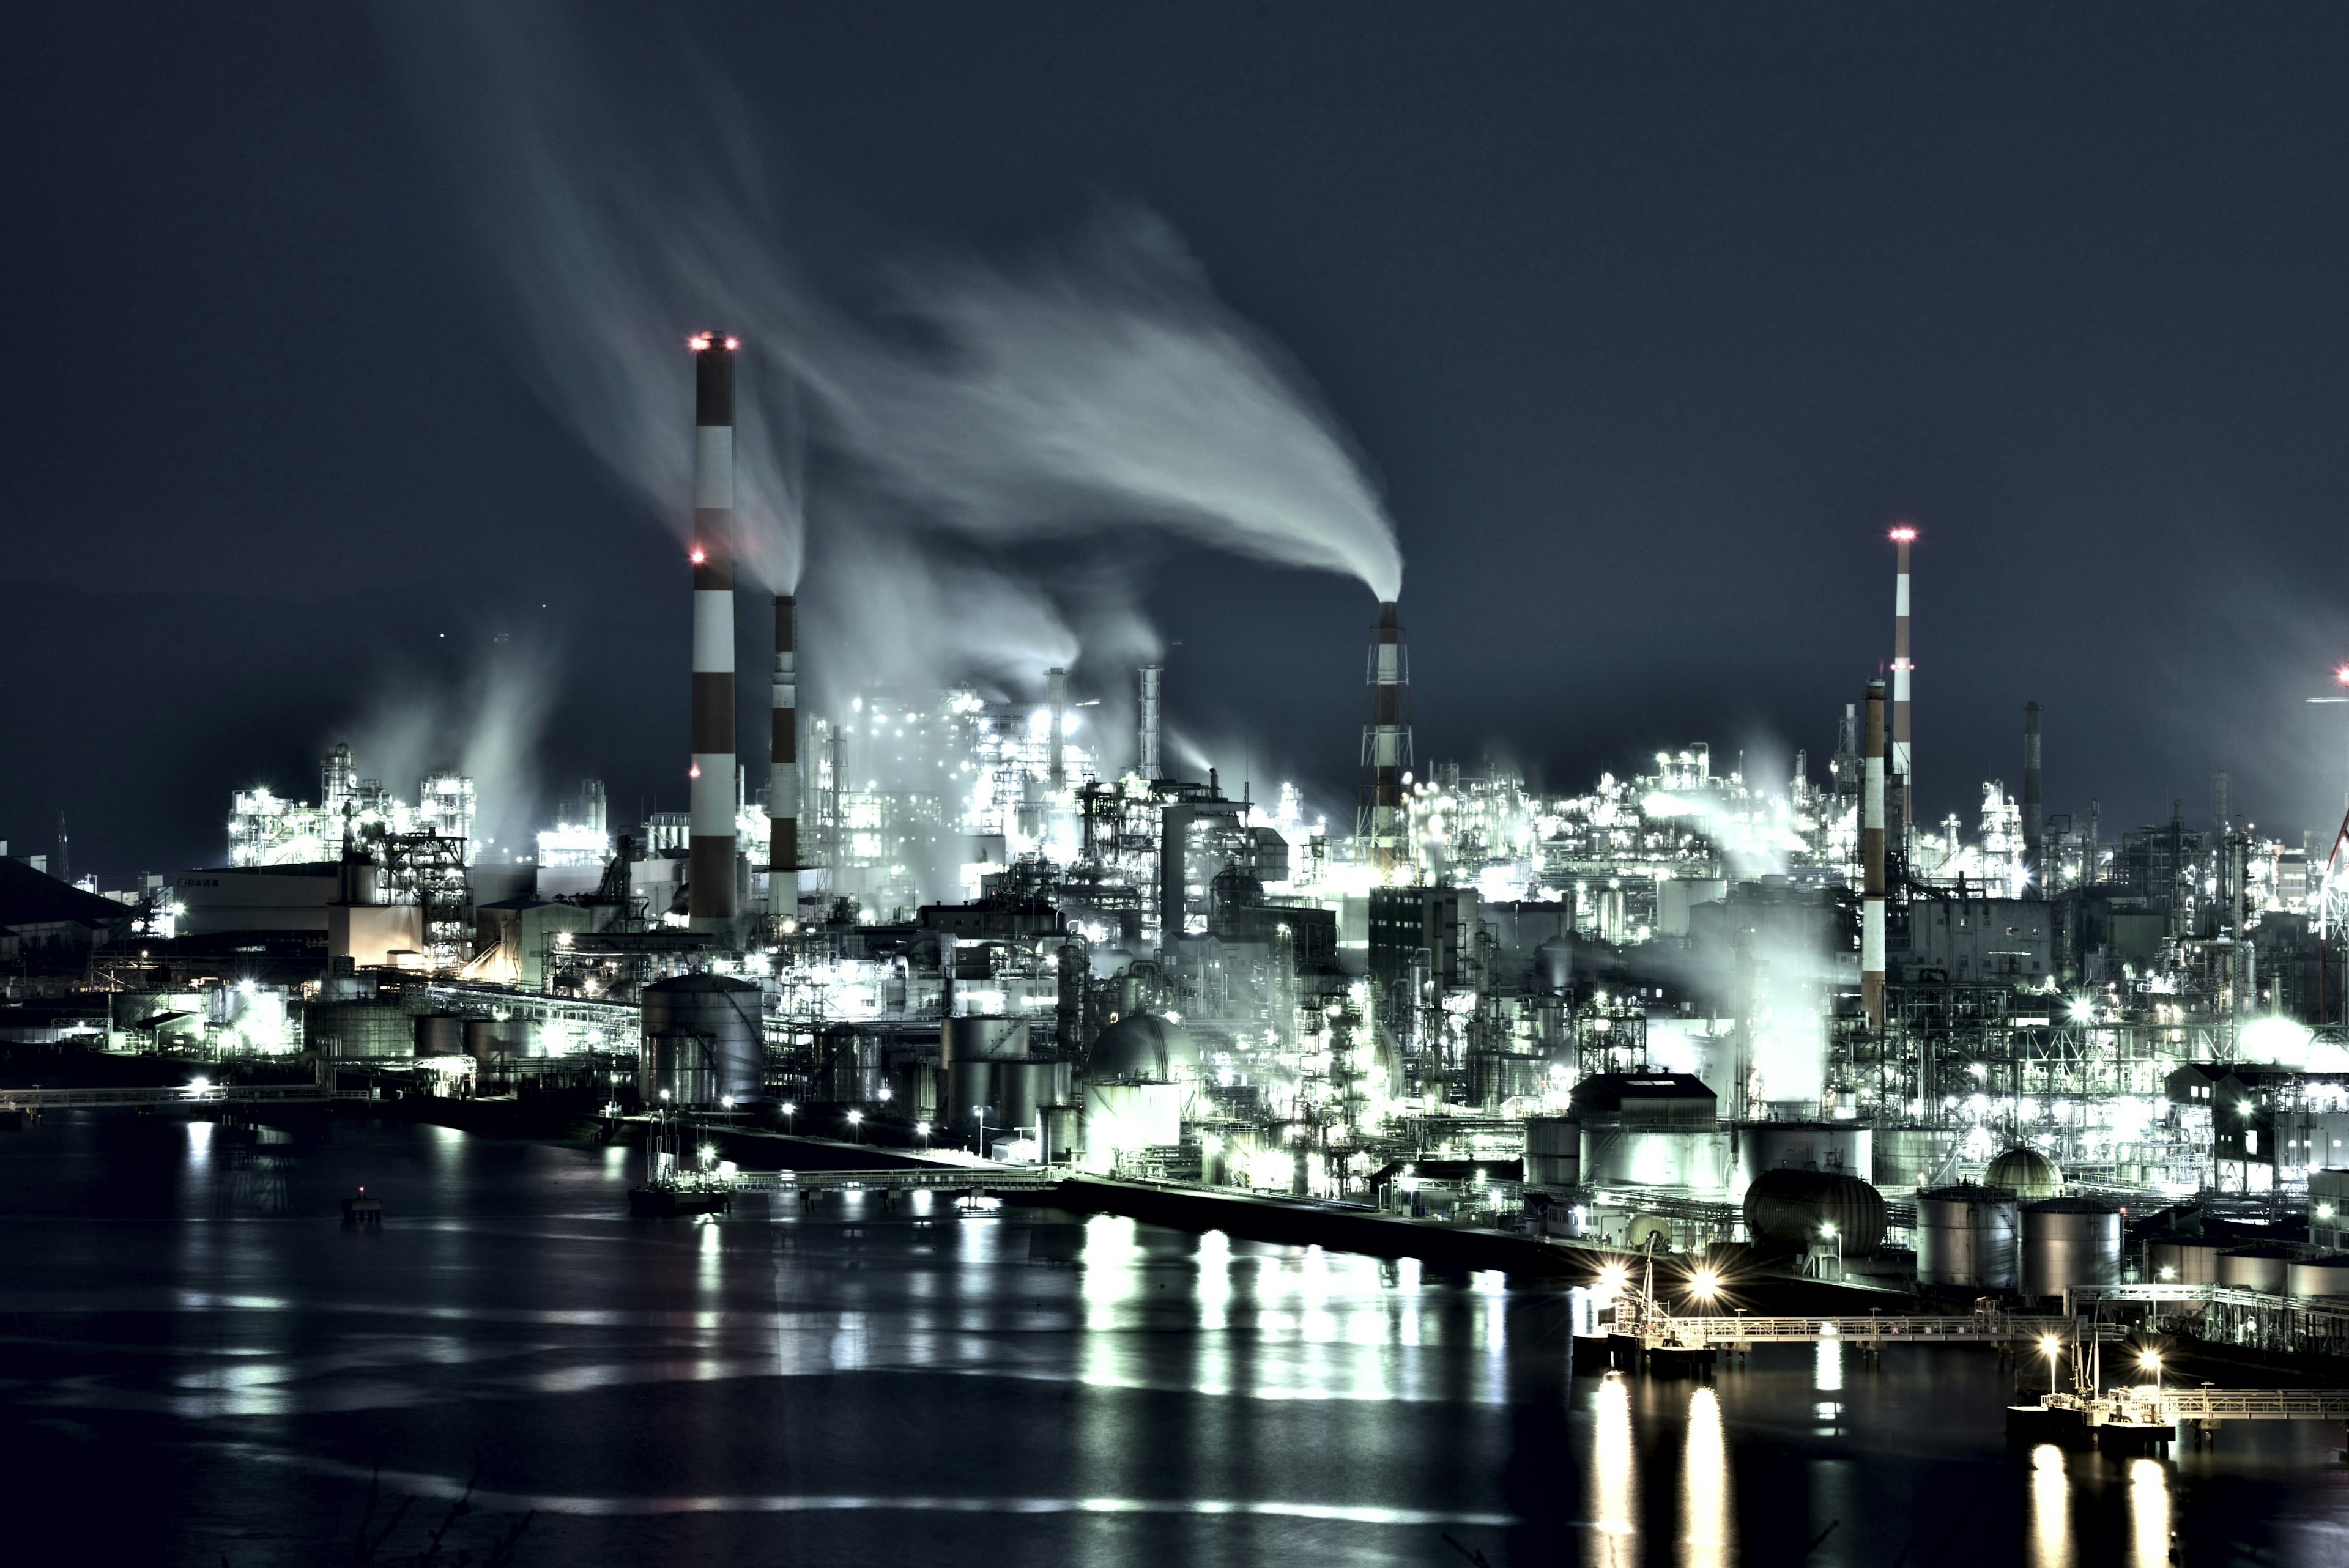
[2241,1015,2313,1067]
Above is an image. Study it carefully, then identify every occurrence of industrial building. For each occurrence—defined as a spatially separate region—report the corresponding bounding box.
[20,338,2349,1317]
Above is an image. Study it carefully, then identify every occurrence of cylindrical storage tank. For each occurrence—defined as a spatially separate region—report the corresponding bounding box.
[1915,1183,2020,1290]
[1525,1116,1581,1188]
[1873,1126,1958,1192]
[1581,1126,1732,1193]
[645,1034,716,1108]
[639,974,764,1105]
[308,1003,414,1059]
[943,1015,1030,1064]
[1986,1147,2064,1202]
[2020,1198,2120,1298]
[414,1013,466,1057]
[2288,1256,2349,1298]
[462,1018,501,1059]
[2147,1240,2223,1286]
[1735,1122,1873,1193]
[1742,1169,1887,1254]
[1042,1104,1082,1166]
[993,1060,1072,1139]
[2216,1246,2293,1294]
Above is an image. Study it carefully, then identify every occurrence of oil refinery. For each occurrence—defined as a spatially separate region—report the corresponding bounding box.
[10,331,2349,1323]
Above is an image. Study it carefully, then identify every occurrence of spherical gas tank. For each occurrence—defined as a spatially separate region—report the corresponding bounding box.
[1742,1168,1886,1254]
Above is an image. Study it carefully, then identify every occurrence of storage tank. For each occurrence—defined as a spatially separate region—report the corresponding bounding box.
[1081,1080,1182,1172]
[1873,1126,1958,1192]
[639,974,763,1105]
[1582,1126,1731,1192]
[1986,1147,2064,1201]
[462,1018,501,1059]
[1914,1183,2019,1290]
[2019,1197,2120,1297]
[413,1013,466,1057]
[308,1002,413,1059]
[1734,1122,1872,1196]
[1525,1116,1581,1188]
[944,1015,1031,1065]
[1742,1169,1887,1254]
[2146,1240,2223,1285]
[2216,1245,2293,1294]
[2288,1256,2349,1298]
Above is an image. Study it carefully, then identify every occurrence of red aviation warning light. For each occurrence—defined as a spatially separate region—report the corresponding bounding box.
[689,545,707,566]
[689,331,713,352]
[688,763,702,780]
[1888,524,1918,543]
[2336,663,2349,687]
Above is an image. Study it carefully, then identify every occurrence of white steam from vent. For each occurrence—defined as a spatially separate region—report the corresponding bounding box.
[381,5,1401,635]
[344,642,557,857]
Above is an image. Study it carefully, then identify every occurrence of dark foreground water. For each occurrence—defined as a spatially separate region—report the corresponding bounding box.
[2,1115,2345,1566]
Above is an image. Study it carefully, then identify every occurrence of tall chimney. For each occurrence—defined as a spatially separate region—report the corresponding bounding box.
[1359,602,1412,878]
[769,593,798,909]
[1137,663,1164,780]
[1863,678,1887,1030]
[1888,525,1916,836]
[2022,701,2044,897]
[688,331,739,928]
[1047,666,1068,791]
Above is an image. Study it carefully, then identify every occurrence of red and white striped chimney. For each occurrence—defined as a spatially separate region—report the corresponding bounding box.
[688,331,739,928]
[1889,525,1916,834]
[1862,677,1887,1030]
[770,593,798,911]
[1359,602,1412,878]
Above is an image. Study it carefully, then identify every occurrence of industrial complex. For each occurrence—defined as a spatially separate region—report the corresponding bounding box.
[9,331,2349,1349]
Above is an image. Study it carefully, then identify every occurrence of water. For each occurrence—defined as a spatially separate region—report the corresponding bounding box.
[2,1114,2346,1566]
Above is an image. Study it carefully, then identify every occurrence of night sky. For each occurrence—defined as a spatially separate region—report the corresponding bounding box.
[8,4,2349,881]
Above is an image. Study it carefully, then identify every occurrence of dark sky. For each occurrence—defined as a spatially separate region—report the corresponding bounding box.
[7,3,2349,881]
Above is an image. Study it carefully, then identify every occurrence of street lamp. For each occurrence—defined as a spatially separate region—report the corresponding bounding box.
[1690,1267,1720,1304]
[2139,1348,2162,1391]
[2040,1334,2061,1396]
[916,1120,932,1151]
[846,1109,864,1145]
[780,1101,796,1134]
[973,1103,992,1158]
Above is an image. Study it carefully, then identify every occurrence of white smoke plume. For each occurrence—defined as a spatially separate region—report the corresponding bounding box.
[380,6,1400,615]
[344,641,557,857]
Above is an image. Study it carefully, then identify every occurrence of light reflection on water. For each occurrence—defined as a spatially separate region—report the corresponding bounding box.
[4,1120,2347,1566]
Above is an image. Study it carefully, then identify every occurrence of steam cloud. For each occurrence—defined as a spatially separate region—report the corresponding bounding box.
[382,4,1403,654]
[345,640,557,857]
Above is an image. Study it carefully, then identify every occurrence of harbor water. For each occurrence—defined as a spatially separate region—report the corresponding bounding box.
[2,1113,2347,1565]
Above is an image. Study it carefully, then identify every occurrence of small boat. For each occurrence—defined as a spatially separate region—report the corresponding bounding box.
[341,1186,384,1225]
[629,1183,732,1217]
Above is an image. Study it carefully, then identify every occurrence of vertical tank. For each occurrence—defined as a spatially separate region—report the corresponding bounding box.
[1872,1126,1957,1192]
[2216,1246,2293,1294]
[2288,1257,2349,1298]
[413,1013,466,1057]
[2146,1240,2223,1285]
[1524,1116,1581,1188]
[1915,1184,2020,1290]
[462,1018,500,1059]
[1734,1122,1872,1196]
[2019,1197,2120,1297]
[639,974,764,1105]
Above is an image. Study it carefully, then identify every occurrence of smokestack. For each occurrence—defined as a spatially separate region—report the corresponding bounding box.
[1359,601,1412,878]
[1047,667,1068,791]
[688,331,739,928]
[2022,701,2044,897]
[2212,770,2233,834]
[769,593,798,908]
[1137,663,1164,780]
[1863,678,1887,1030]
[1887,526,1916,840]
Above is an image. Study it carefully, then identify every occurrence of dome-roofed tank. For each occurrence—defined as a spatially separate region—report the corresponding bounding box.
[1742,1168,1887,1254]
[1086,1014,1197,1084]
[1986,1147,2064,1201]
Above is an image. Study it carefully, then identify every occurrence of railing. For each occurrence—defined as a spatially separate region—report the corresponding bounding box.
[0,1083,331,1110]
[2159,1388,2349,1421]
[1664,1312,2098,1345]
[725,1166,1064,1193]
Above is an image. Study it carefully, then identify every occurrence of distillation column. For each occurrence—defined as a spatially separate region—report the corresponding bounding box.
[770,593,798,916]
